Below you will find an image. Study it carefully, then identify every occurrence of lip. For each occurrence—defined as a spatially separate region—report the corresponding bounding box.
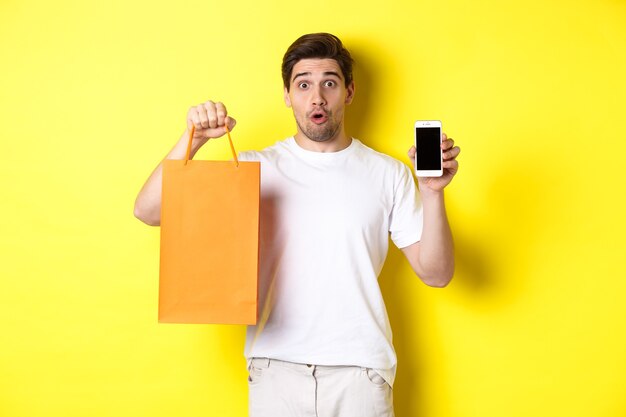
[309,110,328,125]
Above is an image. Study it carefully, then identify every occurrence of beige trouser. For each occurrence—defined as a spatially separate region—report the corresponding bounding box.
[247,357,394,417]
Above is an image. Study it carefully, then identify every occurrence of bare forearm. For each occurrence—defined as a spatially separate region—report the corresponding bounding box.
[417,189,455,286]
[402,133,459,286]
[133,130,207,226]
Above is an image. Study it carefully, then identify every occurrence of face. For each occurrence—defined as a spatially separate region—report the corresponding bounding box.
[284,58,355,143]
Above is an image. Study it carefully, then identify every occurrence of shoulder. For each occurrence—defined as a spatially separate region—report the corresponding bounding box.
[352,139,411,175]
[238,138,292,162]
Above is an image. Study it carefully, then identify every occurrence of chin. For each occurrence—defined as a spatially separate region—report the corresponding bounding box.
[306,134,333,143]
[303,124,338,142]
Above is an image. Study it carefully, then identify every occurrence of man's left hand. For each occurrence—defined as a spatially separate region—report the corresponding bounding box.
[408,133,460,193]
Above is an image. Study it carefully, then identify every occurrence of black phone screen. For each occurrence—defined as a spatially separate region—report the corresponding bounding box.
[416,127,442,170]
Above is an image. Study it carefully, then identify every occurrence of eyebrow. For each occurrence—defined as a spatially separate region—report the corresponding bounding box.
[292,71,343,83]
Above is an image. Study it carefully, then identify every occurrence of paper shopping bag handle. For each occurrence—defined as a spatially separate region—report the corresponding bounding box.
[185,124,240,167]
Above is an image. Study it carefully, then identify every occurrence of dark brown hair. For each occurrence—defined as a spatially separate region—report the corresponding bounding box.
[282,33,354,91]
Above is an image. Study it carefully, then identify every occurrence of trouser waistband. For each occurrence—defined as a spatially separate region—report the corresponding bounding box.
[249,357,365,374]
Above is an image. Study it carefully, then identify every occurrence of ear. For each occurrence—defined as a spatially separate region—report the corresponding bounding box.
[345,81,355,105]
[284,87,292,108]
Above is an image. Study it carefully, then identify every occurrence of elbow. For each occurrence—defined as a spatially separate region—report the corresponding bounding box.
[425,275,453,288]
[419,265,454,288]
[133,204,160,226]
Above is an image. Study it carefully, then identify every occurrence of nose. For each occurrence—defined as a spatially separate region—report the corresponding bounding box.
[311,86,326,107]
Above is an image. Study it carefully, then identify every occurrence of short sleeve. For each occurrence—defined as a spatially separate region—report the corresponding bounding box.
[389,163,423,248]
[238,150,259,162]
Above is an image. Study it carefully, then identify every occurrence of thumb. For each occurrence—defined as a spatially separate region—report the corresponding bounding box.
[225,116,237,132]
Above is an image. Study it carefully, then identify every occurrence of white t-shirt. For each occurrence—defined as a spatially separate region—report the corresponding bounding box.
[238,137,423,386]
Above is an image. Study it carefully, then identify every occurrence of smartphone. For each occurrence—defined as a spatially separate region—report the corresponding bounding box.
[414,120,443,177]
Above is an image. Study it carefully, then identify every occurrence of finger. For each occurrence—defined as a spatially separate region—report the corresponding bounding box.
[203,100,218,129]
[407,145,416,159]
[215,102,227,127]
[442,132,448,142]
[443,146,461,161]
[442,159,459,171]
[208,111,218,129]
[441,138,455,151]
[188,106,203,130]
[197,104,210,129]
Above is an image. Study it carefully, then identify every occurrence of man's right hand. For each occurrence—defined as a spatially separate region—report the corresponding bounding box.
[133,100,238,226]
[187,100,237,147]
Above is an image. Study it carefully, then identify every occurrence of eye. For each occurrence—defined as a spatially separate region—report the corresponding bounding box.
[298,82,309,89]
[324,80,336,87]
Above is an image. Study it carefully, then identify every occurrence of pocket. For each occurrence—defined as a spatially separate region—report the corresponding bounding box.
[366,368,387,387]
[248,364,262,384]
[248,358,269,384]
[364,368,394,416]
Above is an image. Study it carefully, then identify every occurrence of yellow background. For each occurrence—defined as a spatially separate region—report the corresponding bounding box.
[1,0,625,416]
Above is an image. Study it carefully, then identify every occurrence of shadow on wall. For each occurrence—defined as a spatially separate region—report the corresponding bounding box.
[346,34,564,409]
[379,144,562,415]
[345,40,447,415]
[379,240,496,416]
[450,151,561,304]
[344,45,379,144]
[349,30,570,414]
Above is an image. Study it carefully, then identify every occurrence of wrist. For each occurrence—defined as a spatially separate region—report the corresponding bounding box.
[419,186,444,200]
[179,129,209,156]
[190,138,209,154]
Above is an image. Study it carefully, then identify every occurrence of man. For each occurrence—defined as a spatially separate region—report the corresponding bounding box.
[134,33,460,417]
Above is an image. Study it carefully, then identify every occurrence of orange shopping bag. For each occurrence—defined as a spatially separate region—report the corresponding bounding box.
[159,125,259,324]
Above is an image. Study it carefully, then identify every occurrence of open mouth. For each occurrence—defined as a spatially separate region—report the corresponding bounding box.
[310,111,328,125]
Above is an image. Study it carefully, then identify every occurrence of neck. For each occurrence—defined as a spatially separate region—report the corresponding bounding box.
[294,129,351,153]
